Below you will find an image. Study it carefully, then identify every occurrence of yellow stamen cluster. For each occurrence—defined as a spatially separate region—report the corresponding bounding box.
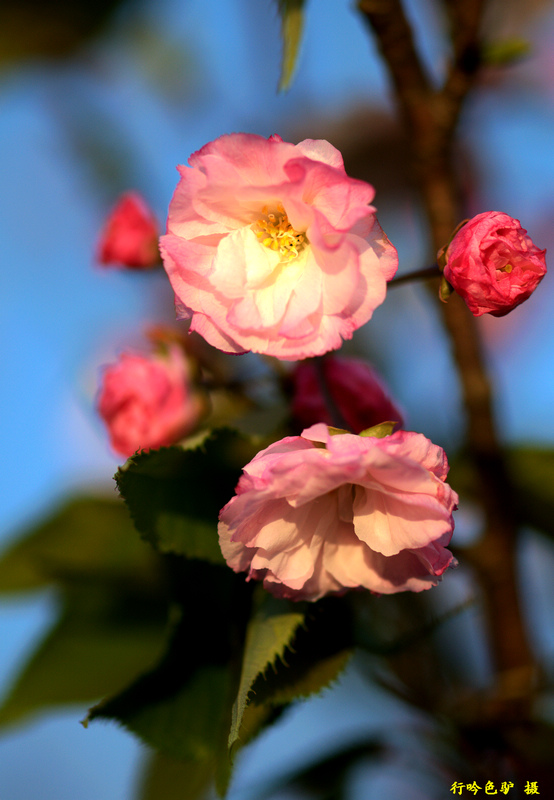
[253,204,306,260]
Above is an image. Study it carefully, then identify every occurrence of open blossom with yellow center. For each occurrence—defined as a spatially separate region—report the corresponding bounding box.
[253,205,306,261]
[160,133,398,360]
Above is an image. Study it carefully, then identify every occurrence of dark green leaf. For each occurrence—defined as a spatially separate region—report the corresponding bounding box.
[115,429,258,564]
[228,590,306,749]
[0,496,161,594]
[0,585,167,729]
[87,560,253,794]
[259,738,383,800]
[242,598,353,739]
[0,0,126,67]
[277,0,306,92]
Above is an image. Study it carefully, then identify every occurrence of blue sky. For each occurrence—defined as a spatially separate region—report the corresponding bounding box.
[2,0,554,797]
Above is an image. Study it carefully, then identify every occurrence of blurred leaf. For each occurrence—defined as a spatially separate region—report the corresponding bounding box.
[0,0,125,67]
[228,591,306,749]
[482,38,531,66]
[277,0,306,92]
[261,738,383,800]
[0,584,167,730]
[87,559,252,795]
[0,496,161,594]
[508,447,554,539]
[116,430,258,565]
[138,751,213,800]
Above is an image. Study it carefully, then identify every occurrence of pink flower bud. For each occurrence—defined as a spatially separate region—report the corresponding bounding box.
[291,356,404,433]
[97,347,203,457]
[218,424,457,601]
[97,192,160,269]
[442,211,546,317]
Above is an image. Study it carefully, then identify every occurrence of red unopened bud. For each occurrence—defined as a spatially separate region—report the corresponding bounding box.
[97,192,160,269]
[291,356,404,434]
[439,211,546,317]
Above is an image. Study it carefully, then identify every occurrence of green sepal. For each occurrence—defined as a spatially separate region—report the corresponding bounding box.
[277,0,306,92]
[115,428,259,564]
[358,421,397,438]
[437,218,469,275]
[439,275,454,303]
[327,426,351,437]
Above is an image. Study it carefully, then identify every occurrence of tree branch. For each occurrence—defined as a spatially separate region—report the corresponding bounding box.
[358,0,536,708]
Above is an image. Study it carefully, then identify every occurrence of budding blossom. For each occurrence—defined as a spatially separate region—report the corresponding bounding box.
[218,424,457,601]
[97,346,203,457]
[441,211,546,317]
[291,356,404,434]
[160,133,398,360]
[98,192,160,269]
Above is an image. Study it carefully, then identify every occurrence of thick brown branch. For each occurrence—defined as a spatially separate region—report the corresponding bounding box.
[357,0,536,700]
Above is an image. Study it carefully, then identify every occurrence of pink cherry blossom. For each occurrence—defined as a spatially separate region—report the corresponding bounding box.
[97,346,203,457]
[98,192,160,269]
[442,211,546,317]
[160,134,398,360]
[218,424,457,601]
[291,356,404,433]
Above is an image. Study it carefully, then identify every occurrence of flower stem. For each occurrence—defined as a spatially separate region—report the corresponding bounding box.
[313,356,351,431]
[389,264,441,286]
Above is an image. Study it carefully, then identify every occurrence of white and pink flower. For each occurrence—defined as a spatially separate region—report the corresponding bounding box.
[160,134,398,360]
[218,424,457,601]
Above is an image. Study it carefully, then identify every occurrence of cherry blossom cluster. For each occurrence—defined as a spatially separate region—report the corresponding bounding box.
[95,132,546,602]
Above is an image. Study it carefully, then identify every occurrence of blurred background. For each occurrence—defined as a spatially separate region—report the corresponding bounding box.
[1,0,554,797]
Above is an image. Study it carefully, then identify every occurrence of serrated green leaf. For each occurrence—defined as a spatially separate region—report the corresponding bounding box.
[228,591,305,749]
[260,649,352,707]
[138,751,213,800]
[0,496,161,594]
[358,421,397,438]
[277,0,306,92]
[116,429,258,564]
[0,585,167,730]
[91,663,232,762]
[240,598,353,743]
